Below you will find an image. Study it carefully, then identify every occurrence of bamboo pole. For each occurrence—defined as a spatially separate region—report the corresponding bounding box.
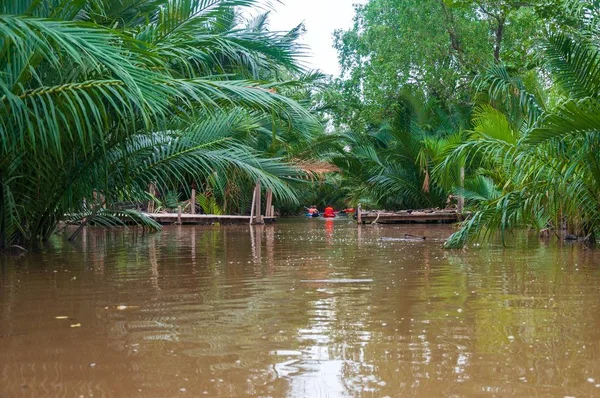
[177,205,182,224]
[271,205,275,219]
[190,188,196,214]
[357,203,362,224]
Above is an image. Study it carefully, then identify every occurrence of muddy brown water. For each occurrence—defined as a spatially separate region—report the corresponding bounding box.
[1,219,600,397]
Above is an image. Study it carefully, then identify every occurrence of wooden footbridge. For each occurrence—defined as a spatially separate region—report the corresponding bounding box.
[146,181,275,225]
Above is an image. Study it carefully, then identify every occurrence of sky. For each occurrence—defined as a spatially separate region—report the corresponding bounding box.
[265,0,365,76]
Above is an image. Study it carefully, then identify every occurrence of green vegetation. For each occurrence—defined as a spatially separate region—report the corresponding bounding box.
[442,31,600,247]
[3,0,600,250]
[330,0,600,247]
[0,0,327,249]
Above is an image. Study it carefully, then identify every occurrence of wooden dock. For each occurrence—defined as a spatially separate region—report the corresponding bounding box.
[358,209,462,224]
[146,213,277,225]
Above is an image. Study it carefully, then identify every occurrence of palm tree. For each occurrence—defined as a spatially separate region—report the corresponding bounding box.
[441,27,600,248]
[0,0,320,249]
[332,92,468,210]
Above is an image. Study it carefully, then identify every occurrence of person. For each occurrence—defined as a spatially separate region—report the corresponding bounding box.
[308,205,318,215]
[323,204,335,218]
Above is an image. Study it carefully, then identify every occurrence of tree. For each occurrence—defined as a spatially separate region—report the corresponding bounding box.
[0,0,321,249]
[332,0,555,126]
[329,91,468,210]
[327,0,595,221]
[441,26,600,247]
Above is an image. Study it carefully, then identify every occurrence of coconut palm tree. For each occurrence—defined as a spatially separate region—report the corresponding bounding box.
[441,26,600,248]
[0,0,321,249]
[330,92,468,210]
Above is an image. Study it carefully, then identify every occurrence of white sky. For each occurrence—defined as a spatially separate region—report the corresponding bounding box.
[266,0,365,76]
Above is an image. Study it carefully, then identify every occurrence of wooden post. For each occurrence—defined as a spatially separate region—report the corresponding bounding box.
[271,205,275,219]
[148,184,156,213]
[254,181,263,224]
[177,205,182,224]
[265,189,273,218]
[190,188,196,214]
[457,167,465,214]
[357,203,362,224]
[249,185,256,225]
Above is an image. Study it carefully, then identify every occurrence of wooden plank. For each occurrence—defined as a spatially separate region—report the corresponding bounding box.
[149,214,274,219]
[148,184,156,213]
[146,213,276,225]
[265,189,273,218]
[359,210,460,224]
[254,181,263,224]
[249,185,256,225]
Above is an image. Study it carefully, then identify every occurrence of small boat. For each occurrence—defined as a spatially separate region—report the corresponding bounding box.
[322,213,336,218]
[305,212,320,217]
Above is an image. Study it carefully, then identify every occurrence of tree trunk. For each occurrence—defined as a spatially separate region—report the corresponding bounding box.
[493,16,506,63]
[457,167,465,214]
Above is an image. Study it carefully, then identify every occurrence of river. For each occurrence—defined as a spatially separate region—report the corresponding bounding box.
[1,219,600,397]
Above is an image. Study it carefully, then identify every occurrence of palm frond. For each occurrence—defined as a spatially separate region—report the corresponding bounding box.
[543,32,600,99]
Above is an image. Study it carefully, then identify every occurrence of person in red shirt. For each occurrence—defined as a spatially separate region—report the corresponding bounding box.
[323,204,336,218]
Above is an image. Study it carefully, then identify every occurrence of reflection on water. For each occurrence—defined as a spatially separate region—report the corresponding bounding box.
[1,220,600,397]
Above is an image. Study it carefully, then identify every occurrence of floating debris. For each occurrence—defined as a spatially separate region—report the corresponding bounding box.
[269,350,302,356]
[70,323,81,328]
[54,316,68,320]
[116,305,139,310]
[381,235,426,242]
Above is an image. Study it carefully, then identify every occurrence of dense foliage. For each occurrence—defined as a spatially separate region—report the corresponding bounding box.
[0,0,327,249]
[333,0,566,128]
[4,0,600,250]
[330,0,600,246]
[442,30,600,247]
